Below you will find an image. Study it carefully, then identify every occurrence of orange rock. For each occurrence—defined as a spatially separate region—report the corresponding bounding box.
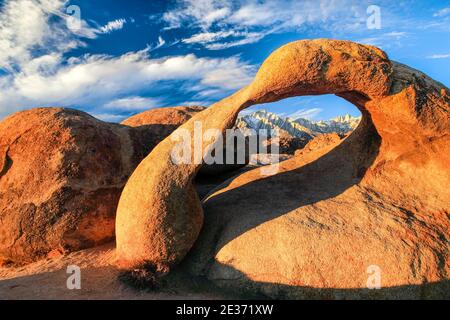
[0,106,213,265]
[116,39,449,298]
[123,106,248,176]
[0,108,150,264]
[186,52,450,299]
[114,39,391,267]
[121,106,205,157]
[122,106,205,127]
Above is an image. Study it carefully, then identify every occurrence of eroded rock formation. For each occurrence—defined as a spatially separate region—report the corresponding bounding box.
[0,105,219,265]
[114,39,391,266]
[122,106,205,127]
[0,106,208,265]
[123,106,249,176]
[115,39,449,298]
[121,106,205,153]
[0,108,139,264]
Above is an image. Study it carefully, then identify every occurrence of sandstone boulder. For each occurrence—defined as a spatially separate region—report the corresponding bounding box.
[185,63,450,299]
[0,106,221,265]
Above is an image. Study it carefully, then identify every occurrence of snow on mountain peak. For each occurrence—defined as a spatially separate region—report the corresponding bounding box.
[236,109,361,138]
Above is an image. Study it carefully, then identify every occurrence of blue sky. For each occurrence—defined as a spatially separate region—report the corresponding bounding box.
[0,0,449,122]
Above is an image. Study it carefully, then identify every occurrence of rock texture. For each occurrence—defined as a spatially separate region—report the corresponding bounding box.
[0,108,152,265]
[114,39,391,268]
[122,106,205,127]
[123,106,248,176]
[121,106,205,152]
[116,39,449,298]
[0,106,212,265]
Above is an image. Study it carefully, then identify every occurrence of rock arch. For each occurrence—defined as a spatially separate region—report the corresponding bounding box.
[115,38,450,283]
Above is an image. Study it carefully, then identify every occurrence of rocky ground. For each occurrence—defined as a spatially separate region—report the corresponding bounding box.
[0,243,240,300]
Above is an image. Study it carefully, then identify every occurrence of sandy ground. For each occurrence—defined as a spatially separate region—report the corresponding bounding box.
[0,163,287,300]
[0,243,237,300]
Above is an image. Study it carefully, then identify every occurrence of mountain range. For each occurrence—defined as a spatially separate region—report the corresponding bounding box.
[235,109,361,139]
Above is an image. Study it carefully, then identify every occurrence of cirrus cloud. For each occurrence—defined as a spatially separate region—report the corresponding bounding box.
[427,53,450,59]
[99,18,127,34]
[0,0,255,121]
[164,0,372,50]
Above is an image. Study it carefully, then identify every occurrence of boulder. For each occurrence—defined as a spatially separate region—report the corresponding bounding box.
[115,39,449,298]
[0,106,214,265]
[0,108,153,265]
[122,106,205,127]
[121,106,205,152]
[270,130,309,155]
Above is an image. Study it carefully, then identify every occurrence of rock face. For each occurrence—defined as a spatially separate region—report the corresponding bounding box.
[123,106,248,176]
[121,106,205,154]
[0,106,212,265]
[116,39,449,298]
[122,106,205,127]
[114,39,391,268]
[270,130,309,155]
[0,108,151,265]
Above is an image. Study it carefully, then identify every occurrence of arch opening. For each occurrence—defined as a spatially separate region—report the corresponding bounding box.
[236,94,363,140]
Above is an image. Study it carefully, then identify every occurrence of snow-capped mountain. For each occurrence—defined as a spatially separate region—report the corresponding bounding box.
[236,109,361,138]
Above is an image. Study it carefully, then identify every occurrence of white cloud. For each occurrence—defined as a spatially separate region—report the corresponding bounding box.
[103,96,160,111]
[194,88,225,98]
[227,2,280,27]
[0,0,76,71]
[149,36,167,51]
[99,18,127,34]
[163,0,233,30]
[0,0,125,73]
[0,49,254,119]
[285,108,323,120]
[433,7,450,17]
[183,30,237,44]
[200,61,254,89]
[91,112,128,123]
[359,31,408,48]
[165,0,370,49]
[0,0,255,120]
[182,30,265,50]
[427,53,450,59]
[203,7,231,25]
[205,32,266,50]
